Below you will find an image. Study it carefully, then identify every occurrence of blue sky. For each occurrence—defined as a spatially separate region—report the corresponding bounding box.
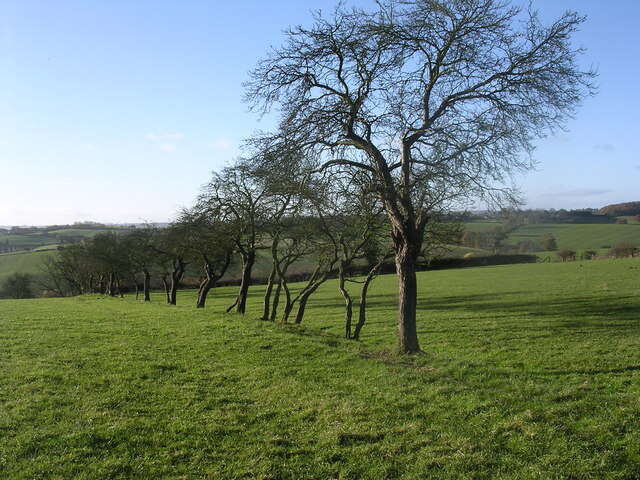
[1,0,639,225]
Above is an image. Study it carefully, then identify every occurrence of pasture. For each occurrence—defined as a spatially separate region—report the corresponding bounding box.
[0,250,56,286]
[1,259,639,478]
[506,223,640,252]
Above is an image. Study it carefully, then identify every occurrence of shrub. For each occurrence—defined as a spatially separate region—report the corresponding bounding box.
[580,250,598,260]
[616,218,628,224]
[541,233,558,251]
[1,273,34,299]
[557,249,576,262]
[610,242,638,259]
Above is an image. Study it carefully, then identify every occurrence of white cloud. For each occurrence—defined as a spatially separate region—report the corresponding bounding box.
[209,137,233,151]
[159,143,176,152]
[145,132,185,141]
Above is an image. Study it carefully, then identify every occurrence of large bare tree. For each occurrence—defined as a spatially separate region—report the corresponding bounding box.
[245,0,595,353]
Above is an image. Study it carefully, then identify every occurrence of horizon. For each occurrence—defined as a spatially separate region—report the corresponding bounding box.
[2,0,640,225]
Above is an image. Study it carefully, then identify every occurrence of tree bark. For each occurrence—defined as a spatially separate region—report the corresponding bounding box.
[352,259,383,341]
[261,264,277,320]
[107,272,116,297]
[235,250,256,314]
[262,236,280,320]
[168,260,186,306]
[338,263,354,338]
[143,269,151,302]
[161,275,171,304]
[196,278,214,308]
[394,242,421,354]
[269,279,282,322]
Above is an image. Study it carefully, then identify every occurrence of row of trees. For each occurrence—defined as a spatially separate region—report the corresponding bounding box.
[43,157,408,340]
[46,0,595,353]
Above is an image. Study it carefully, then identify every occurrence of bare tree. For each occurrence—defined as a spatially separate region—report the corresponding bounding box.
[199,161,268,314]
[176,209,235,309]
[246,0,595,353]
[153,224,190,305]
[122,226,158,302]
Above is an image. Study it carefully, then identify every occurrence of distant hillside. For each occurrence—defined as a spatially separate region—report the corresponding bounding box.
[600,201,640,217]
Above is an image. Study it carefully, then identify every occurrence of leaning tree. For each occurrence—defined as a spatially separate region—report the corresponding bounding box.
[245,0,595,353]
[199,161,269,314]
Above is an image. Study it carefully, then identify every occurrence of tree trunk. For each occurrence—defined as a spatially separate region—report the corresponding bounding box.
[352,264,380,341]
[169,261,185,306]
[161,275,171,304]
[338,263,354,338]
[294,290,313,324]
[196,278,213,308]
[395,244,421,354]
[261,263,277,320]
[143,270,151,302]
[235,251,256,314]
[169,276,179,305]
[282,298,294,324]
[107,272,116,297]
[269,279,282,322]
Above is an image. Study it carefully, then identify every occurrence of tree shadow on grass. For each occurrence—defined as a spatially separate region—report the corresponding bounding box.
[362,291,640,332]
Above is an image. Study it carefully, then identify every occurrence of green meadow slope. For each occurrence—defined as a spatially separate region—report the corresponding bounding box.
[1,259,640,478]
[0,250,57,286]
[507,223,640,252]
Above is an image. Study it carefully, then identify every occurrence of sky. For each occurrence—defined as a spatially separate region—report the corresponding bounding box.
[1,0,639,226]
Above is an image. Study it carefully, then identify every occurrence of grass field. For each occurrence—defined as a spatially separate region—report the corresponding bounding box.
[1,259,640,478]
[0,250,57,286]
[507,223,640,251]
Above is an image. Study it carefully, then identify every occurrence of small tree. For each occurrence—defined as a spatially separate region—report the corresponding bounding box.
[1,273,34,299]
[557,249,576,262]
[610,242,638,259]
[580,249,597,260]
[176,209,235,309]
[199,161,268,314]
[541,234,558,251]
[153,225,190,305]
[122,226,158,302]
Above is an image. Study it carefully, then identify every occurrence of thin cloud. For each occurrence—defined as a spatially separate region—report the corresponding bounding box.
[144,132,185,141]
[546,188,612,198]
[209,137,233,151]
[145,132,184,152]
[593,143,616,153]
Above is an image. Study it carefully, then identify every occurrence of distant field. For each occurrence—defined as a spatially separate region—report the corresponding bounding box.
[463,220,505,232]
[0,250,56,285]
[1,259,640,478]
[507,223,640,251]
[47,228,114,237]
[0,228,123,253]
[0,233,55,248]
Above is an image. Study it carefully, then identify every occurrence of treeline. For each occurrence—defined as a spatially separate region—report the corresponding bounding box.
[42,159,460,340]
[600,202,640,217]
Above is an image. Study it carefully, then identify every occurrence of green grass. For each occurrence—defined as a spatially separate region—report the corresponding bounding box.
[2,259,640,478]
[0,233,56,249]
[46,228,115,237]
[464,220,505,232]
[507,223,640,251]
[0,250,56,286]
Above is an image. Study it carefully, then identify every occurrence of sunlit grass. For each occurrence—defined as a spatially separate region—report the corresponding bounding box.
[1,258,639,478]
